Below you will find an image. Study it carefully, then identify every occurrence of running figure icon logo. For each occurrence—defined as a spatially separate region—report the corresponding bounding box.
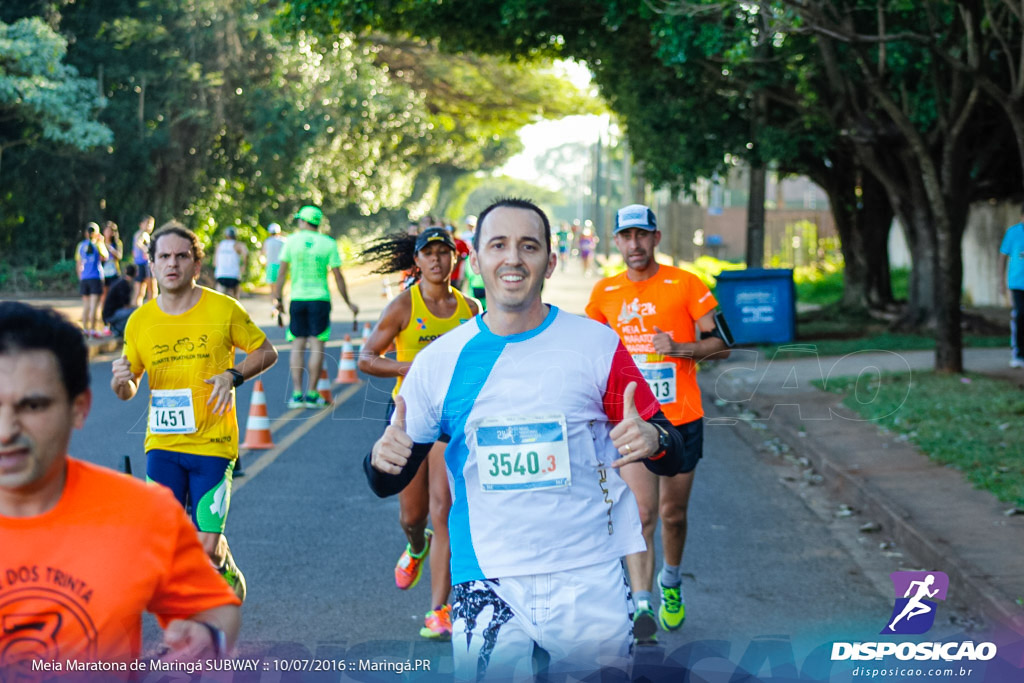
[881,571,949,635]
[617,298,647,331]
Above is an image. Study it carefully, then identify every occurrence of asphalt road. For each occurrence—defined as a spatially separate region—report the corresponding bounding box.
[65,267,969,680]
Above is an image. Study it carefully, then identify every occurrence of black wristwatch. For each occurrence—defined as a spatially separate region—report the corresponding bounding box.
[651,423,671,460]
[226,368,244,388]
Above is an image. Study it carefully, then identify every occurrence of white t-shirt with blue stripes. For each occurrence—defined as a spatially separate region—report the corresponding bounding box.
[397,306,659,584]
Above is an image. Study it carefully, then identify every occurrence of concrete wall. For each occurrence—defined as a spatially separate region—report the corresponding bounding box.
[888,201,1015,306]
[963,202,1015,306]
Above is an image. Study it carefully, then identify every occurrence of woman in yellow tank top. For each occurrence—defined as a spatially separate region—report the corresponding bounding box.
[358,227,479,640]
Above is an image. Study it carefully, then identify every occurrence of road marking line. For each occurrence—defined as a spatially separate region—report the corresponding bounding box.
[269,406,307,432]
[234,382,363,493]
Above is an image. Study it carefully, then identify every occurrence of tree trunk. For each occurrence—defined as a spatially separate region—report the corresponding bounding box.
[897,201,938,330]
[934,189,970,374]
[813,156,894,310]
[746,161,766,269]
[859,171,894,307]
[856,144,939,329]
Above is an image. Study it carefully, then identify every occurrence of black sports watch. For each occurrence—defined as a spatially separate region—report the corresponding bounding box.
[651,423,671,460]
[226,368,245,388]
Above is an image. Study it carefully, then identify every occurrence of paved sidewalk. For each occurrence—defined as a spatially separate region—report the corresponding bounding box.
[703,347,1024,635]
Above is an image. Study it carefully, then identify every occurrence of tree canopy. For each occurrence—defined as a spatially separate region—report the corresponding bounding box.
[1,0,591,267]
[0,16,112,175]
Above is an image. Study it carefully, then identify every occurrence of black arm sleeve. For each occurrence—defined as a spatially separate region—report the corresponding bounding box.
[642,410,698,476]
[363,441,433,498]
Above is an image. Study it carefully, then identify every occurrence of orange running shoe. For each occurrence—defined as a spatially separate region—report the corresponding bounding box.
[419,604,452,640]
[395,528,432,590]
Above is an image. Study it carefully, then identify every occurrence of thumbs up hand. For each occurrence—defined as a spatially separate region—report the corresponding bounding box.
[651,326,675,356]
[371,395,414,474]
[609,381,659,468]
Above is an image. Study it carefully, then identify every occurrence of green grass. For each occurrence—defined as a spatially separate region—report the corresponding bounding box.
[819,372,1024,506]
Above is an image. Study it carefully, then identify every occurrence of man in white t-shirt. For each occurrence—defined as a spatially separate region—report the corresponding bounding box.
[365,198,696,680]
[213,227,248,299]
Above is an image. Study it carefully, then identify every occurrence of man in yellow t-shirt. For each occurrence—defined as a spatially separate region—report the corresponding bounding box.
[586,204,730,642]
[111,222,278,601]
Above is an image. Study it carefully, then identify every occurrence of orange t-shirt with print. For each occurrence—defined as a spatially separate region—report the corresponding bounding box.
[0,458,239,671]
[586,264,717,425]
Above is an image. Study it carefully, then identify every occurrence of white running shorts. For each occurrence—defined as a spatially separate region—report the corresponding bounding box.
[450,558,634,681]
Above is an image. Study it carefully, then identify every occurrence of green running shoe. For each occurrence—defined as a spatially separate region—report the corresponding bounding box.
[305,391,329,409]
[218,546,247,603]
[287,392,305,409]
[633,600,658,644]
[658,581,685,630]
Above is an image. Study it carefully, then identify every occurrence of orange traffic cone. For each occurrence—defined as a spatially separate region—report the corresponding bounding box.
[361,322,372,345]
[317,368,332,403]
[241,380,274,449]
[335,334,359,384]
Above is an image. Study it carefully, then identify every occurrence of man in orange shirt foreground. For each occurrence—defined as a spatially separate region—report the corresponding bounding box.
[586,204,731,643]
[0,302,240,675]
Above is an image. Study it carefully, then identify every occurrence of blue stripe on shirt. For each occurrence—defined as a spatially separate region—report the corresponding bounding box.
[440,331,507,583]
[440,307,561,583]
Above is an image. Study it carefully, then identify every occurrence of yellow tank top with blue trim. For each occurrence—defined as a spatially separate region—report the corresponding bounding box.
[393,283,475,397]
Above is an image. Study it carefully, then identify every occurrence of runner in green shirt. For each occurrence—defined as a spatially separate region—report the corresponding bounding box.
[272,205,359,408]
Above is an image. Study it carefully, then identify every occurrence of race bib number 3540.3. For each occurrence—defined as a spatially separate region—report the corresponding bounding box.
[473,415,571,492]
[149,389,197,434]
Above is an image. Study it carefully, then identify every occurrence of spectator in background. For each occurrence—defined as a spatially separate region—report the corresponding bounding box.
[102,263,138,338]
[100,221,123,304]
[75,222,108,338]
[261,223,286,287]
[214,227,248,300]
[1000,205,1024,368]
[578,227,598,276]
[555,221,572,271]
[132,214,156,306]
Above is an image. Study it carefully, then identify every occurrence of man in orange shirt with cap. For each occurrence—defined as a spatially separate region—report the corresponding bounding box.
[586,204,731,642]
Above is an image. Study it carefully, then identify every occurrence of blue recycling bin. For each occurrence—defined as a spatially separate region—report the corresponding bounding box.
[714,268,796,344]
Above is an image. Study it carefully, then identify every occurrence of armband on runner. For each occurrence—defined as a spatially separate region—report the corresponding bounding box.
[700,310,735,348]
